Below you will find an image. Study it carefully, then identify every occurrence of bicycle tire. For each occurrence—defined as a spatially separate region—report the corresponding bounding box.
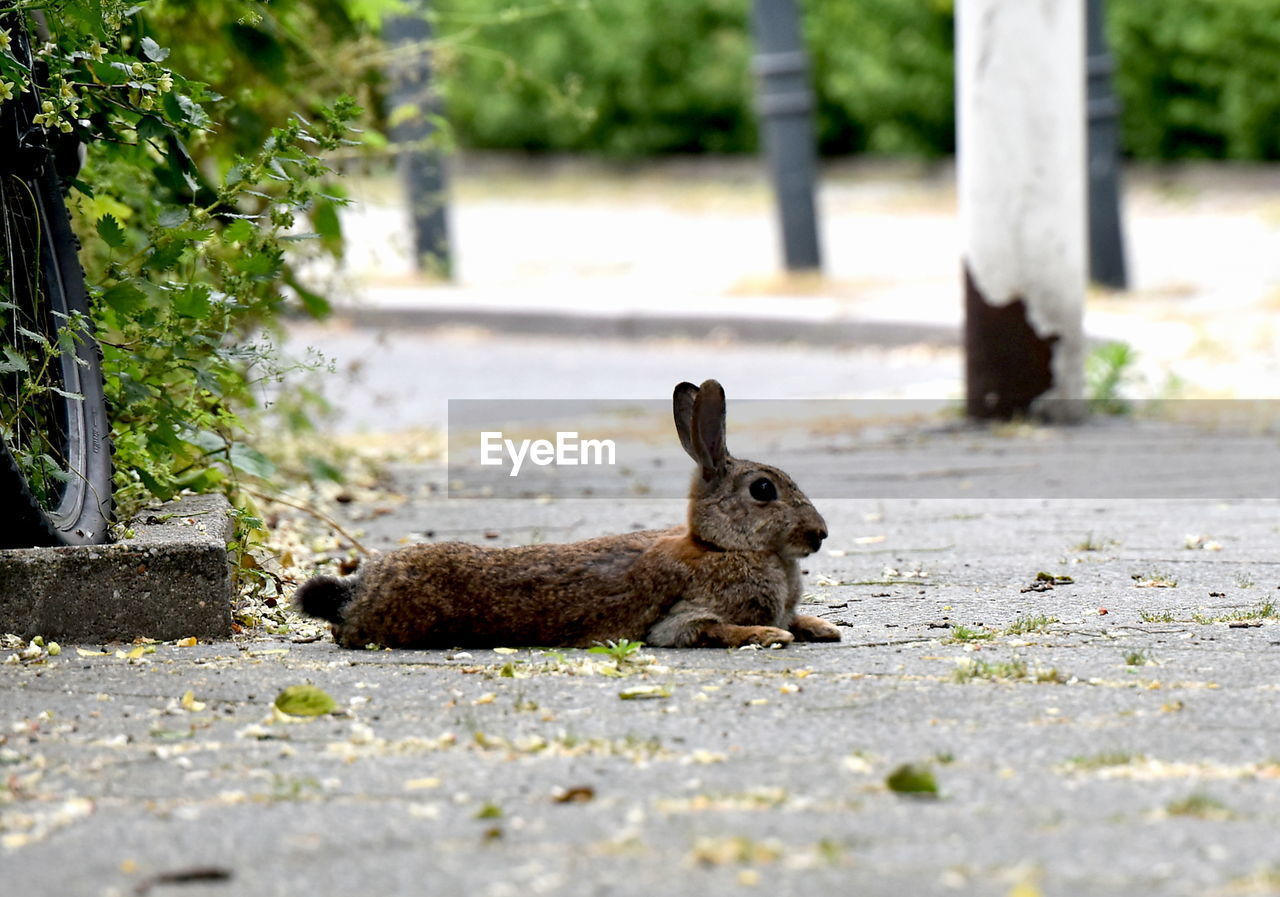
[0,17,112,549]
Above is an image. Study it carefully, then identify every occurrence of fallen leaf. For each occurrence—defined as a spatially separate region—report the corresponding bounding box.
[886,763,939,796]
[274,685,336,717]
[552,785,595,803]
[75,648,108,657]
[619,685,671,700]
[176,637,198,647]
[180,690,206,712]
[404,777,442,790]
[473,692,496,705]
[492,647,518,655]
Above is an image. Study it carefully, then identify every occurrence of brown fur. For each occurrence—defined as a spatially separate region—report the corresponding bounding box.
[297,379,840,649]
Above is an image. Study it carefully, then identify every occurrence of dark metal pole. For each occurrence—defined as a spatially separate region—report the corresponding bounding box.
[1086,0,1127,289]
[750,0,822,272]
[384,3,451,277]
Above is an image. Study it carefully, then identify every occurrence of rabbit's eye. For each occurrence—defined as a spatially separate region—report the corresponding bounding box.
[749,477,778,502]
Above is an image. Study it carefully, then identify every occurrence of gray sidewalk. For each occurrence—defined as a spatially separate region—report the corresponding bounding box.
[4,426,1280,896]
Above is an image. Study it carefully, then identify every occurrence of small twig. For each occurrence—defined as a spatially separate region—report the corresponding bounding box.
[242,485,371,557]
[134,867,232,895]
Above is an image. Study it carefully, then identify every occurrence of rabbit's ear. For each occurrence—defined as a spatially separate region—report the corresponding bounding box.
[673,381,700,458]
[691,379,729,479]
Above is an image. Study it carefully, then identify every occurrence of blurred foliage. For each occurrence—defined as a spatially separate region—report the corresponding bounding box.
[434,0,757,155]
[0,0,371,530]
[434,0,955,156]
[1108,0,1280,160]
[436,0,1280,161]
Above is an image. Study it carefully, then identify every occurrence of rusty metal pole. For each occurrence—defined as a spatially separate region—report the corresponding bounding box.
[957,0,1086,421]
[1086,0,1128,289]
[384,2,451,277]
[750,0,822,272]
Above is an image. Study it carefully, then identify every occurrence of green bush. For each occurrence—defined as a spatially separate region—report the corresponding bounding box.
[435,0,1280,161]
[436,0,757,155]
[0,0,374,525]
[1109,0,1280,160]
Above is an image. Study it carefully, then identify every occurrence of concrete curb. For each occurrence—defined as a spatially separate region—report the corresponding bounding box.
[324,304,961,348]
[0,493,234,642]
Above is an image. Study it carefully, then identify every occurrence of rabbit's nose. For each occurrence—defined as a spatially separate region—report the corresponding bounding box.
[806,528,827,552]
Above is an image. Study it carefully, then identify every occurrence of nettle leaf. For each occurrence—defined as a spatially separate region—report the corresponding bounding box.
[173,284,211,318]
[96,214,127,249]
[140,36,171,62]
[0,347,29,374]
[181,428,227,454]
[222,218,256,244]
[158,207,189,228]
[148,241,186,271]
[311,199,344,258]
[101,282,148,315]
[285,273,331,319]
[235,250,282,277]
[175,93,210,129]
[229,442,275,479]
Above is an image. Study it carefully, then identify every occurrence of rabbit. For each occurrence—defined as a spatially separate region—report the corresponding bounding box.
[295,379,841,649]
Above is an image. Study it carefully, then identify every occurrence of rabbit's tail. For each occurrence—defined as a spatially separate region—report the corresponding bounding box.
[295,574,356,623]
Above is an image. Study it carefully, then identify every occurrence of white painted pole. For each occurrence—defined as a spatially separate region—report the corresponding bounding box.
[957,0,1086,421]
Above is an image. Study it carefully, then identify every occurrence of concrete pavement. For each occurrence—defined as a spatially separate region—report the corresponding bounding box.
[5,434,1280,896]
[4,158,1280,896]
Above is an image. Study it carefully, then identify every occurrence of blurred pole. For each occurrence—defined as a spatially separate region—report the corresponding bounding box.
[957,0,1086,421]
[750,0,822,272]
[384,2,451,277]
[1086,0,1128,289]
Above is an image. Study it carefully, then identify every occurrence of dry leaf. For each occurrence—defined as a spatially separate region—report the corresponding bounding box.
[552,785,595,804]
[404,777,441,790]
[619,685,671,700]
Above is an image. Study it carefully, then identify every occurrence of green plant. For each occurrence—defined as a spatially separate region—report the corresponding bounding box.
[1124,648,1154,667]
[1073,532,1117,552]
[1004,614,1059,635]
[946,624,994,642]
[952,658,1065,684]
[1140,610,1177,623]
[1108,0,1280,160]
[0,1,376,574]
[432,0,1280,162]
[1193,601,1278,624]
[1086,341,1138,415]
[1166,792,1233,820]
[1066,751,1139,771]
[589,638,645,663]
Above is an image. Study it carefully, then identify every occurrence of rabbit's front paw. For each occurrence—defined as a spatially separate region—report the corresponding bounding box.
[790,614,841,642]
[698,622,794,648]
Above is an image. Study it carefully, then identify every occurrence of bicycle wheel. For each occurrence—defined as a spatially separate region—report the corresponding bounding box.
[0,26,112,548]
